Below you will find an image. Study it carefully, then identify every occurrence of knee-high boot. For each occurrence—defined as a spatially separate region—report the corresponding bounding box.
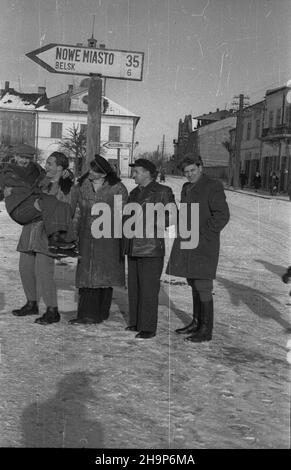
[175,294,201,334]
[185,300,213,342]
[101,288,113,320]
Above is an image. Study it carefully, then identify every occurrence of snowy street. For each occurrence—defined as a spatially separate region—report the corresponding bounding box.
[0,176,290,448]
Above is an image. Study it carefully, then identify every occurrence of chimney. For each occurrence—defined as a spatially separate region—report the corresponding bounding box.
[5,81,9,91]
[68,84,73,94]
[38,86,46,95]
[88,36,97,48]
[99,43,106,49]
[76,43,83,47]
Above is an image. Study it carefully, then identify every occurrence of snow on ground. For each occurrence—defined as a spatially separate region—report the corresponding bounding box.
[0,177,290,448]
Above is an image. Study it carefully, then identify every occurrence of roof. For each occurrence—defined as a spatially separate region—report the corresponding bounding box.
[0,89,48,110]
[266,85,290,96]
[194,109,234,121]
[49,87,140,119]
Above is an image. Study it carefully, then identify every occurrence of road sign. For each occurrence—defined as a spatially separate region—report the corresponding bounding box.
[26,43,144,81]
[103,141,132,149]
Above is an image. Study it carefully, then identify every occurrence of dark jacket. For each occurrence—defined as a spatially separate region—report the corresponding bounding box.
[166,174,230,279]
[123,180,176,257]
[1,162,45,214]
[253,174,261,189]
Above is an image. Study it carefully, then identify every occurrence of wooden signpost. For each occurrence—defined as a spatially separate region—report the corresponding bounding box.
[26,42,144,171]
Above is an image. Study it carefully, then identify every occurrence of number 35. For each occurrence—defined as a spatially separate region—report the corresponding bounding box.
[126,54,140,68]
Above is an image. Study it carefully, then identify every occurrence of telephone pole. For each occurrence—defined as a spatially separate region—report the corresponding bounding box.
[233,94,247,188]
[161,134,165,164]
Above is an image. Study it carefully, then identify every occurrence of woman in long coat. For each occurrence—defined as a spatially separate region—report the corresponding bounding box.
[69,155,128,324]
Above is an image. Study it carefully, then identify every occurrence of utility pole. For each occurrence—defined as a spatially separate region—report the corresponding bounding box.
[85,74,102,170]
[233,94,245,189]
[83,19,103,171]
[161,134,165,164]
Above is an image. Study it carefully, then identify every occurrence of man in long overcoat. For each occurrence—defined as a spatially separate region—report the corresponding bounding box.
[166,154,230,342]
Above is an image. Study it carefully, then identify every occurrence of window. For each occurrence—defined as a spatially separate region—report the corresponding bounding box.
[50,122,63,138]
[246,122,251,140]
[108,126,120,142]
[276,108,281,126]
[255,119,260,138]
[268,110,274,128]
[80,124,87,135]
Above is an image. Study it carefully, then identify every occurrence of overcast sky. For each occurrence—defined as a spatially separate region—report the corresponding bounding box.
[0,0,290,153]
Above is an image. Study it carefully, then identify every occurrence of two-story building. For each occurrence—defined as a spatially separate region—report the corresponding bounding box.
[41,85,140,176]
[0,82,140,177]
[173,109,236,180]
[260,85,291,191]
[240,101,264,186]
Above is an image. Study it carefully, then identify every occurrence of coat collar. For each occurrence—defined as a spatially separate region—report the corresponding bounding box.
[185,173,208,192]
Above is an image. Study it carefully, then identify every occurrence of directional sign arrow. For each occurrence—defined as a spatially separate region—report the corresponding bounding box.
[103,141,132,149]
[26,43,144,81]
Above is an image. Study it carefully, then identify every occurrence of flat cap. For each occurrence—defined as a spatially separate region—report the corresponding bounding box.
[129,158,157,174]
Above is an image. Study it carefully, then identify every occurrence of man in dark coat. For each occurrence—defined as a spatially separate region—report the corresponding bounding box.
[166,154,230,343]
[253,171,261,192]
[239,171,247,190]
[124,158,175,339]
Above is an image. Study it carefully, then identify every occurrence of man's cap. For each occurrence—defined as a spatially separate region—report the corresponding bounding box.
[10,143,36,158]
[129,158,157,174]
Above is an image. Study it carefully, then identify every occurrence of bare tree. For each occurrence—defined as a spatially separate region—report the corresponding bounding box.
[58,124,87,177]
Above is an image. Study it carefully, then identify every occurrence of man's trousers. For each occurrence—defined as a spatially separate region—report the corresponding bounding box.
[127,256,164,333]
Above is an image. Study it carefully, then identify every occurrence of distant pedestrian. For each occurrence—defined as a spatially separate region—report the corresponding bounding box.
[270,172,279,196]
[159,168,166,183]
[239,171,247,190]
[166,154,230,343]
[253,171,261,192]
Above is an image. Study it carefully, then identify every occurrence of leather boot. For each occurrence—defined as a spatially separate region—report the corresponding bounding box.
[185,300,213,342]
[101,288,113,321]
[175,295,201,334]
[34,307,60,325]
[12,301,39,316]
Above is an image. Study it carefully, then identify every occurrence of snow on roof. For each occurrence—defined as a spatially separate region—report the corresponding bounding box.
[103,96,138,117]
[52,88,139,117]
[0,90,48,110]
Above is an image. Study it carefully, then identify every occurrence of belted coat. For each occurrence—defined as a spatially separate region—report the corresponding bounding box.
[75,178,128,288]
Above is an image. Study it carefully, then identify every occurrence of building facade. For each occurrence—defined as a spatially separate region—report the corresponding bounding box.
[0,82,140,177]
[174,86,291,191]
[240,101,264,187]
[260,86,291,191]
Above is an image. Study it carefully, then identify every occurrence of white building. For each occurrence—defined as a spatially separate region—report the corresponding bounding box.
[0,83,140,177]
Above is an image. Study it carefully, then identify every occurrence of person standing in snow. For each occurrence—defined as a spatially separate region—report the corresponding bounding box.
[166,154,230,343]
[9,151,79,325]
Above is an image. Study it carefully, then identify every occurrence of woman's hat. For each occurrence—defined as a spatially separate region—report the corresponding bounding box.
[90,154,114,175]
